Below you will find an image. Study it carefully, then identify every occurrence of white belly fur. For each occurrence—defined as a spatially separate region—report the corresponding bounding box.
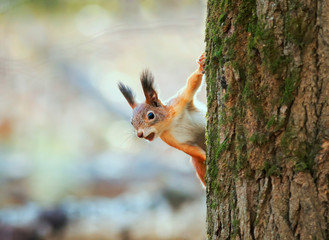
[170,102,206,145]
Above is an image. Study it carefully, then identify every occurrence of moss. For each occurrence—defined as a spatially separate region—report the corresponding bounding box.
[242,81,254,102]
[266,116,277,129]
[236,154,247,171]
[252,24,287,75]
[249,133,268,145]
[219,105,228,125]
[281,128,321,172]
[294,142,321,172]
[206,129,220,181]
[285,8,316,48]
[254,105,265,120]
[280,129,296,152]
[206,68,219,110]
[228,106,239,123]
[263,160,281,176]
[234,127,248,171]
[294,161,308,172]
[275,118,286,131]
[216,138,228,160]
[280,68,300,105]
[220,0,231,9]
[241,81,265,120]
[232,219,241,237]
[213,47,223,61]
[210,200,218,209]
[223,32,238,61]
[266,115,287,132]
[218,12,227,24]
[223,92,229,102]
[235,0,256,29]
[210,179,227,201]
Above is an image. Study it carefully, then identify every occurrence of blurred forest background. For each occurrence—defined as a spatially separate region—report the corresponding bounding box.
[0,0,206,239]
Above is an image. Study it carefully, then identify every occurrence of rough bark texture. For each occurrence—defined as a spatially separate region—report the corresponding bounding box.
[205,0,329,239]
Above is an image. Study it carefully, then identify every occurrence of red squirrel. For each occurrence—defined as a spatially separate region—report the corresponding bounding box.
[118,53,206,186]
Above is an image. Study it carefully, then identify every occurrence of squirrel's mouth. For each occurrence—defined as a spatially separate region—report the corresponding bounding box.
[145,132,155,141]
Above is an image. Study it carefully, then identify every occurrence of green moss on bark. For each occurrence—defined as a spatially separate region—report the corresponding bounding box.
[205,0,322,239]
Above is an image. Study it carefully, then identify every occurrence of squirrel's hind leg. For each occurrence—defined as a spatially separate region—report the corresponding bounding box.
[191,157,206,187]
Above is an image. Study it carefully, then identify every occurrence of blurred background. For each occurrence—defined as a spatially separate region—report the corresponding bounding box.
[0,0,206,239]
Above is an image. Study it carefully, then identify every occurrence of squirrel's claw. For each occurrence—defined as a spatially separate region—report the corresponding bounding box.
[197,52,205,74]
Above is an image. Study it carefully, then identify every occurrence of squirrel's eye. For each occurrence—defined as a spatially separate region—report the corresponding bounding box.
[147,112,155,120]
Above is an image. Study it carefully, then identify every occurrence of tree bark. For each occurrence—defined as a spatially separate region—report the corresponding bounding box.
[205,0,329,239]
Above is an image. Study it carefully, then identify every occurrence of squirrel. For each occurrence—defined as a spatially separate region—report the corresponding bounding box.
[118,53,206,186]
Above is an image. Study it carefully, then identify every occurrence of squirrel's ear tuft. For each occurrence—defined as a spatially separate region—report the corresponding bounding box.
[118,82,136,109]
[140,69,161,107]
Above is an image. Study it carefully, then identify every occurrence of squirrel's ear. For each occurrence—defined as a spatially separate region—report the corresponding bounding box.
[118,82,137,109]
[140,69,161,107]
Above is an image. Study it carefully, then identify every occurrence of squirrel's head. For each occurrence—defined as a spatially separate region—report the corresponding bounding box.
[118,70,169,141]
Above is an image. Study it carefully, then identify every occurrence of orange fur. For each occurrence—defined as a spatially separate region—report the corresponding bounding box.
[160,131,206,161]
[191,157,206,186]
[161,130,206,186]
[171,55,205,115]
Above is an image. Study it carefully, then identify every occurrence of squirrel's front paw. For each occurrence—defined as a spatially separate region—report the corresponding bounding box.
[197,52,205,74]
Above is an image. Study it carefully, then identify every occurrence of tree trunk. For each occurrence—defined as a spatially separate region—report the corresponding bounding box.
[205,0,329,239]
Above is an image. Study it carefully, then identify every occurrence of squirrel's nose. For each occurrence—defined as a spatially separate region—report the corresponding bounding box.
[137,131,143,138]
